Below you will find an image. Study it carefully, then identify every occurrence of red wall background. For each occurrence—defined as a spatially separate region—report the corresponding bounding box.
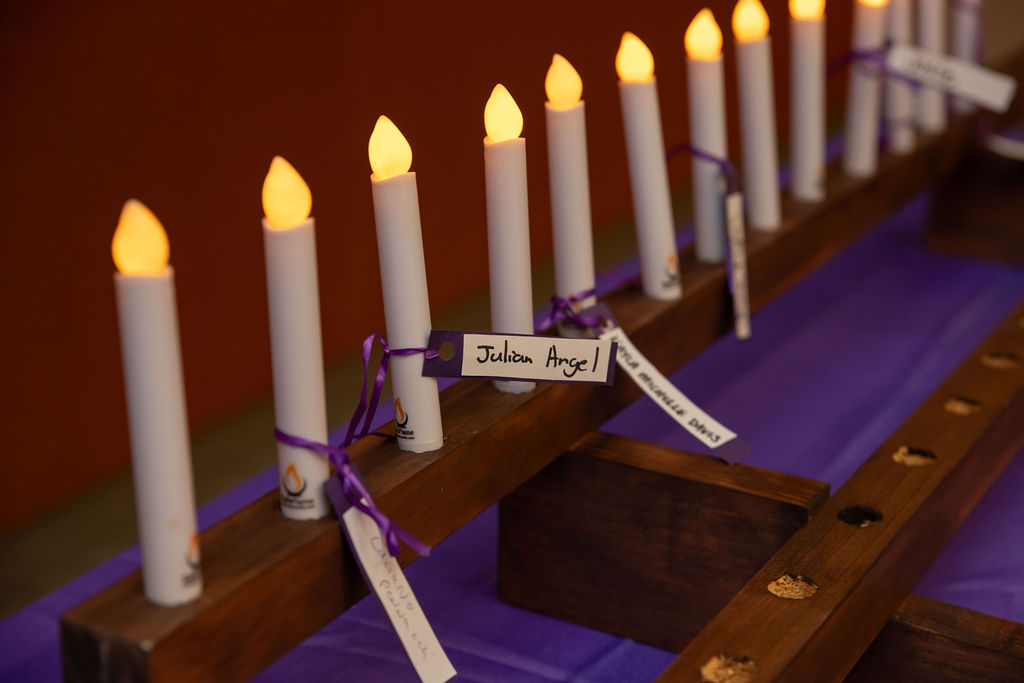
[0,0,853,532]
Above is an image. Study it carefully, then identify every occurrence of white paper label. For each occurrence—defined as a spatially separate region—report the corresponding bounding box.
[342,506,456,683]
[598,326,740,451]
[460,333,615,384]
[725,192,751,341]
[887,45,1018,112]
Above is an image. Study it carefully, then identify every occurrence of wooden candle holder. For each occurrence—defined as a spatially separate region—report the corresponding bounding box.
[59,51,1021,679]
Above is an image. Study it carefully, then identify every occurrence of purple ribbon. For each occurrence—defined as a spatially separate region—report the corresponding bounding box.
[274,428,430,558]
[666,143,742,195]
[536,289,603,332]
[343,333,439,447]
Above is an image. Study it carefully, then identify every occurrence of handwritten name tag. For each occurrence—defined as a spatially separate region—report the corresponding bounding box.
[324,480,456,683]
[423,330,617,385]
[725,192,751,341]
[886,45,1018,112]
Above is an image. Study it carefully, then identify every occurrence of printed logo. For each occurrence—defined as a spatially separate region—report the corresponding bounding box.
[183,532,201,587]
[663,253,680,288]
[394,398,409,428]
[281,463,307,497]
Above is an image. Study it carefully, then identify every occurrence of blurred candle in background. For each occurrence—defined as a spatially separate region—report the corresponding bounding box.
[952,0,983,113]
[789,0,826,201]
[545,54,597,310]
[842,0,889,177]
[112,199,202,606]
[733,0,781,230]
[483,84,536,394]
[685,8,729,263]
[886,0,916,153]
[917,0,948,133]
[368,116,444,452]
[615,31,681,300]
[261,156,331,519]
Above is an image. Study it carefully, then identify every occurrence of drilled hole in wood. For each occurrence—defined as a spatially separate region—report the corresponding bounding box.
[982,351,1021,369]
[438,341,455,361]
[892,446,937,467]
[945,396,982,415]
[767,573,817,599]
[700,654,755,683]
[837,505,883,528]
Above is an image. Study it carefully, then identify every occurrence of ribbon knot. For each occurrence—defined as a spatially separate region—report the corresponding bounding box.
[666,143,742,195]
[536,289,603,332]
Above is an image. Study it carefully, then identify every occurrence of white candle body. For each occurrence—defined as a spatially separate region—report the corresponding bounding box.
[790,15,826,201]
[618,78,682,299]
[736,36,781,231]
[262,218,331,519]
[370,173,444,452]
[953,0,983,113]
[687,56,728,263]
[917,0,948,133]
[115,268,201,606]
[886,0,917,152]
[545,101,596,309]
[842,0,888,177]
[484,137,536,394]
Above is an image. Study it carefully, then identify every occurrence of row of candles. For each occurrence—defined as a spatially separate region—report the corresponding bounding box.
[111,0,983,606]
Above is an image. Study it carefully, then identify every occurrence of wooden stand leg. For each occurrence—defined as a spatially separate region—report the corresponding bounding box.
[498,432,830,652]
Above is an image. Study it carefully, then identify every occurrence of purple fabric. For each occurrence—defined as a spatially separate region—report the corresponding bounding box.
[3,189,1024,682]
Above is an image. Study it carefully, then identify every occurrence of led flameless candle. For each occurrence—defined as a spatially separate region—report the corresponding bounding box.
[261,156,331,519]
[952,0,983,113]
[918,0,948,132]
[842,0,889,177]
[789,0,826,201]
[368,116,444,452]
[886,0,916,152]
[616,32,682,300]
[685,9,729,263]
[112,200,201,606]
[483,84,536,394]
[545,54,597,310]
[733,0,781,230]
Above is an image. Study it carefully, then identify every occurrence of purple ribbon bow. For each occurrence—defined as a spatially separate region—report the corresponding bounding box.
[274,428,430,558]
[536,288,603,332]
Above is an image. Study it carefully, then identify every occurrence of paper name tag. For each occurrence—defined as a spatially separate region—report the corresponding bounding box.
[887,45,1018,112]
[324,479,456,683]
[725,192,751,341]
[596,315,751,463]
[422,330,617,385]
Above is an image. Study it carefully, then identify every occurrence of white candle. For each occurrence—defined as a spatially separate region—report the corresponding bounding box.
[483,85,536,395]
[789,0,826,201]
[545,54,597,310]
[367,117,444,453]
[886,0,916,152]
[261,156,331,519]
[952,0,982,113]
[685,8,729,263]
[112,199,201,606]
[615,32,682,300]
[733,0,781,231]
[842,0,889,177]
[917,0,948,132]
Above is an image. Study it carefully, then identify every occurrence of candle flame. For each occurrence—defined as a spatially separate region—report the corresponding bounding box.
[545,54,583,110]
[616,32,655,83]
[262,156,312,230]
[368,115,412,180]
[859,0,887,6]
[789,0,825,20]
[733,0,770,42]
[685,9,723,61]
[112,199,169,275]
[484,84,523,143]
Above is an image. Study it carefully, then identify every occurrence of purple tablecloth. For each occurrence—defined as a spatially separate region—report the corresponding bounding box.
[3,191,1023,682]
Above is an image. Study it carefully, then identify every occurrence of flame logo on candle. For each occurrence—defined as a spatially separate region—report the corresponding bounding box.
[394,398,409,428]
[281,463,307,497]
[185,532,200,570]
[663,253,680,288]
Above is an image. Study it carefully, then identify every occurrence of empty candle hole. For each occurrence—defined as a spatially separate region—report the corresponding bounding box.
[982,351,1021,369]
[945,396,982,415]
[767,573,817,600]
[438,341,455,361]
[700,654,755,683]
[892,446,937,467]
[837,505,883,528]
